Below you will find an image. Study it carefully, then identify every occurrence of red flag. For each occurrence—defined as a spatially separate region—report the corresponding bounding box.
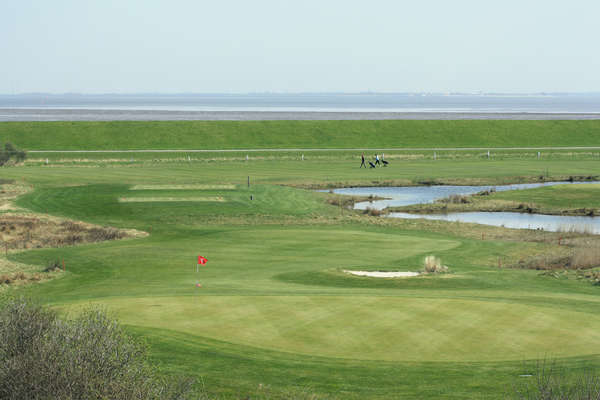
[198,255,208,265]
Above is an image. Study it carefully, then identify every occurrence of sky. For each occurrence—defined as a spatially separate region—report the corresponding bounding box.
[2,0,600,94]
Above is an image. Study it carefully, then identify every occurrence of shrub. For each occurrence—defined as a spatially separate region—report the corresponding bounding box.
[512,360,600,399]
[0,297,195,399]
[423,255,448,273]
[43,260,62,272]
[0,142,26,166]
[363,207,382,216]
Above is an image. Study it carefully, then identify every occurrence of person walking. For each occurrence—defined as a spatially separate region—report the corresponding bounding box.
[360,153,366,168]
[375,154,380,166]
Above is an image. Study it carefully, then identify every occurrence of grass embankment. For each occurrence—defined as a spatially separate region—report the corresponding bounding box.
[2,120,600,150]
[394,184,600,216]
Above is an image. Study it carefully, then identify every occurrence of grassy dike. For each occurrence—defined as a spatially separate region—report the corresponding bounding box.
[1,120,600,399]
[2,120,600,150]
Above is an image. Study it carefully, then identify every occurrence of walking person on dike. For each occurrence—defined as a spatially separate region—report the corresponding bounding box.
[375,154,380,166]
[360,153,366,168]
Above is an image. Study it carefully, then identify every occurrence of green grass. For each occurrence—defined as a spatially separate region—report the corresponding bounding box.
[2,158,600,189]
[490,183,600,211]
[2,120,600,150]
[399,183,600,216]
[5,172,600,399]
[3,126,600,399]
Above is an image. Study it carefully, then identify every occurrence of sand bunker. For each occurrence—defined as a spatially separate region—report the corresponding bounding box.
[130,184,235,190]
[119,196,225,203]
[343,270,420,278]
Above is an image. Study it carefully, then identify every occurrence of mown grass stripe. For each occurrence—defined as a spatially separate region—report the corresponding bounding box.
[118,196,225,202]
[130,184,236,190]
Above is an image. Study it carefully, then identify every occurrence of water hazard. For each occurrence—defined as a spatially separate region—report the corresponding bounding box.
[329,181,600,234]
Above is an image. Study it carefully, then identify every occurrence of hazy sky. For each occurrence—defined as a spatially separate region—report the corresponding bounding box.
[2,0,600,93]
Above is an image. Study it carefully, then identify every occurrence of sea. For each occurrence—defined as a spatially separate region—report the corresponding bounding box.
[1,93,599,121]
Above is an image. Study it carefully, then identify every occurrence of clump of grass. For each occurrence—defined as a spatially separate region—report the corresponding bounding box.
[576,269,600,285]
[476,188,496,196]
[363,207,383,216]
[0,272,43,286]
[438,194,471,204]
[557,224,595,235]
[571,246,600,269]
[43,260,62,272]
[423,255,448,274]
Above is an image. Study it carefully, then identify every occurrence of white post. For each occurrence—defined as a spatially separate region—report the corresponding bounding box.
[46,158,49,165]
[301,154,304,161]
[537,151,540,159]
[246,154,249,161]
[433,151,436,160]
[487,150,490,159]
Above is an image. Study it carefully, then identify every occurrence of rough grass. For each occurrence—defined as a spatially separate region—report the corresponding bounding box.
[0,214,144,250]
[423,255,449,273]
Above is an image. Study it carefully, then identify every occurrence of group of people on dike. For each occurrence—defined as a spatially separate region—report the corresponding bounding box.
[360,153,388,168]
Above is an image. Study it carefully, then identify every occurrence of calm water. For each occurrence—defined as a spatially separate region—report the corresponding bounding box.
[389,212,600,234]
[2,93,600,112]
[1,93,599,121]
[329,181,600,234]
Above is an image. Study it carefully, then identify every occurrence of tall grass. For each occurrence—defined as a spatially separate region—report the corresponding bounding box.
[423,255,448,273]
[512,360,600,399]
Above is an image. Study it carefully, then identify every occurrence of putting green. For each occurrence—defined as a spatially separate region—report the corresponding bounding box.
[88,295,600,362]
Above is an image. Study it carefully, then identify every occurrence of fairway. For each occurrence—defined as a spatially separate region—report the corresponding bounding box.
[3,121,600,399]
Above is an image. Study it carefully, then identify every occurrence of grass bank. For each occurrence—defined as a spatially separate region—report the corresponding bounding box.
[393,183,600,216]
[2,120,600,150]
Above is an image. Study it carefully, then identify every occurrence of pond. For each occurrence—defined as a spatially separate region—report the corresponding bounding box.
[328,181,600,234]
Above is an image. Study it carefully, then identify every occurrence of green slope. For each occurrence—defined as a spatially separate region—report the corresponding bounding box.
[2,120,600,150]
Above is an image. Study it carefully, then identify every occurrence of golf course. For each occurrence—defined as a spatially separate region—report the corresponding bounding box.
[2,120,600,399]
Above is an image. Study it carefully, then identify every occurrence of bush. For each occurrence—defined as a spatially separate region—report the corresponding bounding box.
[0,297,195,399]
[512,360,600,399]
[43,260,62,272]
[0,142,26,166]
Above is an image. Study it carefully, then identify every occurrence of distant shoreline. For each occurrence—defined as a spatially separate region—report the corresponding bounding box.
[2,108,600,121]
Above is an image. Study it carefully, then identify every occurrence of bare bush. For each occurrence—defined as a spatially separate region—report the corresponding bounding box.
[0,297,196,400]
[512,360,600,399]
[423,255,448,273]
[363,207,383,216]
